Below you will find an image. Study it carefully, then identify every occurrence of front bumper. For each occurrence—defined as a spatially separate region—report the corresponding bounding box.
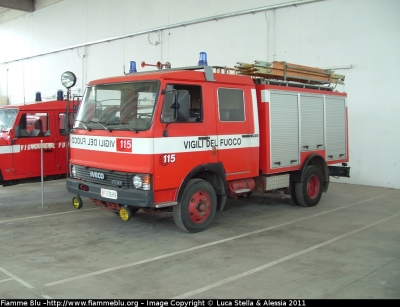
[66,178,154,208]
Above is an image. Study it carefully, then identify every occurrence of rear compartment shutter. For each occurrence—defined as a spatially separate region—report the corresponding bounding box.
[326,97,347,160]
[300,94,324,151]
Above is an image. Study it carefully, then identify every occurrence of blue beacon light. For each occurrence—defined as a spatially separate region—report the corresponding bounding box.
[57,90,63,100]
[35,92,42,101]
[129,61,137,73]
[198,52,208,66]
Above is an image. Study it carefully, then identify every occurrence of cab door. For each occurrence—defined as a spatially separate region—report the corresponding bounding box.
[214,85,254,178]
[153,82,217,191]
[12,111,57,176]
[55,111,74,172]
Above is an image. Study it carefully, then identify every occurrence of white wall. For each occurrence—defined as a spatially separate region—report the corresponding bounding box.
[0,0,399,189]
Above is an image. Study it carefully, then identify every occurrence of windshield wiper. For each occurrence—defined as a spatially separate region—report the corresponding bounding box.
[119,123,139,133]
[80,120,112,132]
[76,120,91,131]
[96,121,112,132]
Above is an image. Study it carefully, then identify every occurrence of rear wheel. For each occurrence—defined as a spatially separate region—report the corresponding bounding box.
[295,165,323,207]
[173,179,217,233]
[290,183,300,206]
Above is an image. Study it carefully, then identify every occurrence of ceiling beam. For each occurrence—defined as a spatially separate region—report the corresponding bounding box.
[0,0,34,12]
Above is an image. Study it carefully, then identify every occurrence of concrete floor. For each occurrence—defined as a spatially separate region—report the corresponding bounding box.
[0,179,399,299]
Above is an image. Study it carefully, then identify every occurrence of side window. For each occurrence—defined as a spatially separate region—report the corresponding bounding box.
[161,84,202,123]
[17,113,49,137]
[59,113,76,136]
[218,88,245,122]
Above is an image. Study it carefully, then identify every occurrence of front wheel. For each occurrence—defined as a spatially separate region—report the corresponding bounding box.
[295,165,323,207]
[173,179,217,233]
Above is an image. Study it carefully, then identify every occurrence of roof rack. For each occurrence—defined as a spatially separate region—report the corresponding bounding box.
[127,60,345,88]
[196,61,344,89]
[254,78,335,91]
[234,60,345,85]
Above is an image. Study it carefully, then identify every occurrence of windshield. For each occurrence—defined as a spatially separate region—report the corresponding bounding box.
[0,109,17,132]
[74,81,159,131]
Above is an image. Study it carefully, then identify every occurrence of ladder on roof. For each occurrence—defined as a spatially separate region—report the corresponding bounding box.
[233,60,345,85]
[139,60,345,86]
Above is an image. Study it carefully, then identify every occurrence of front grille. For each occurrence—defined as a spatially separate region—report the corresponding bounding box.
[74,165,134,188]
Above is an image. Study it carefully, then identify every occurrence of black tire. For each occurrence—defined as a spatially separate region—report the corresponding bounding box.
[173,179,217,233]
[290,182,300,206]
[295,165,323,207]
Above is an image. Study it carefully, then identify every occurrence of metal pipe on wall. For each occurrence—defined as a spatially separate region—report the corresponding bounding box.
[0,0,322,65]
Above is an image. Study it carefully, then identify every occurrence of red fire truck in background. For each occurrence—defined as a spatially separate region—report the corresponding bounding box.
[66,56,350,232]
[0,99,75,186]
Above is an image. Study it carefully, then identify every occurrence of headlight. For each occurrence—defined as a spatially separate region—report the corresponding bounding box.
[71,165,77,178]
[133,174,151,190]
[133,175,142,189]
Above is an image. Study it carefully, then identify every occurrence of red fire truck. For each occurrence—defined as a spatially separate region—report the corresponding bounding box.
[0,100,75,186]
[66,57,350,232]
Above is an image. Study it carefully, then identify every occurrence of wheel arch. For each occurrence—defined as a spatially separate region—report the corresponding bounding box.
[177,163,227,211]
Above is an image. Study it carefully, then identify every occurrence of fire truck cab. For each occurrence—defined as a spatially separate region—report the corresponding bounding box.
[67,59,350,233]
[0,100,75,186]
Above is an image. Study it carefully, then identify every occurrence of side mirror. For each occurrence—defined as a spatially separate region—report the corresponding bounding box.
[161,89,190,137]
[14,126,21,138]
[173,90,190,122]
[161,91,175,123]
[162,89,190,122]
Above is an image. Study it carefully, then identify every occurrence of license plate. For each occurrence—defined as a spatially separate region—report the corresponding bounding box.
[101,188,117,200]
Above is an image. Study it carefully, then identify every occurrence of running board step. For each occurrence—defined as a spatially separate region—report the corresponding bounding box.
[233,188,251,194]
[154,201,178,209]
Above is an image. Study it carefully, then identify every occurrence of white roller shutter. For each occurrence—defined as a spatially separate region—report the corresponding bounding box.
[270,91,299,168]
[300,94,324,151]
[326,97,347,160]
